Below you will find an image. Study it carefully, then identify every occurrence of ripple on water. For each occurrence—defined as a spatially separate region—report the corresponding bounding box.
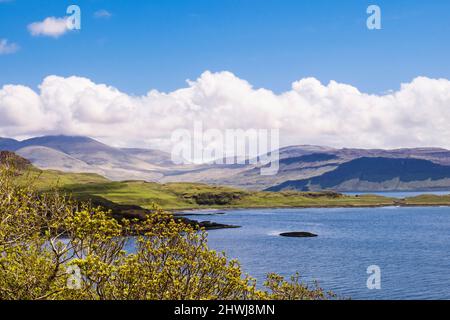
[199,206,450,300]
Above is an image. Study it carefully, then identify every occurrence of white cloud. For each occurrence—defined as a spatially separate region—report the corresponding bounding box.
[1,71,450,150]
[94,10,112,19]
[28,17,70,38]
[0,39,19,54]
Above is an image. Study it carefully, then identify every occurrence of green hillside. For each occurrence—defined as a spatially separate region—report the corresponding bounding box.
[8,163,448,210]
[21,167,397,210]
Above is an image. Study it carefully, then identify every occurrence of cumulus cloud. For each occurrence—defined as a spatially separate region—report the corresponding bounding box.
[1,71,450,150]
[28,17,70,38]
[0,39,19,54]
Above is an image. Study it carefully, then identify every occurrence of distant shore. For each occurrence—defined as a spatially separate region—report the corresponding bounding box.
[172,201,450,213]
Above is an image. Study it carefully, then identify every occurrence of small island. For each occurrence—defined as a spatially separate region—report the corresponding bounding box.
[279,232,318,238]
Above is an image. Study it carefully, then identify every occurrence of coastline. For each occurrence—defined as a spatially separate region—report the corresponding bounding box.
[171,201,450,231]
[171,202,450,214]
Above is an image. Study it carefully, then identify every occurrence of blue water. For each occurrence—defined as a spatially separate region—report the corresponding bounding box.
[186,206,450,300]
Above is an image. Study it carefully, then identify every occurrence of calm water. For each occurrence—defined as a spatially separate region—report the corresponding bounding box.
[183,206,450,300]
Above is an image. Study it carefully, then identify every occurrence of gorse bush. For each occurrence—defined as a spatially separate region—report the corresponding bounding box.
[0,159,334,300]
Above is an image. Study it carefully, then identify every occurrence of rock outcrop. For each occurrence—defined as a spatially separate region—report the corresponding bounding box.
[279,232,318,238]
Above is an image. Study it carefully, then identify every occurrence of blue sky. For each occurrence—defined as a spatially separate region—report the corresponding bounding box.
[1,0,450,95]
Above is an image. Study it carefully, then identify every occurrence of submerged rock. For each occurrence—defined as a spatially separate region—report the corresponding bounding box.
[279,231,318,238]
[195,220,240,230]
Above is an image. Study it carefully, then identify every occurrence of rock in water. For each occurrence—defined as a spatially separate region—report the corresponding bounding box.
[279,231,318,238]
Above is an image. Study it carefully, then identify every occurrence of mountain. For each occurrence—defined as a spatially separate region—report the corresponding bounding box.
[277,145,337,159]
[0,138,20,150]
[3,135,450,192]
[194,147,450,190]
[15,146,96,173]
[0,135,165,181]
[121,148,174,167]
[16,136,153,169]
[266,157,450,192]
[163,151,343,190]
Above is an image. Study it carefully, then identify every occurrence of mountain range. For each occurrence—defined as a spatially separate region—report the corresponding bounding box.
[3,135,450,192]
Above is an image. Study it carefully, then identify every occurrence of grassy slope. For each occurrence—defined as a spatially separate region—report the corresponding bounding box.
[22,168,109,188]
[403,194,450,205]
[25,168,450,210]
[25,168,397,210]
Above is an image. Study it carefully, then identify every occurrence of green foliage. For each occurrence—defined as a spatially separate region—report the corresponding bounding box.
[185,191,243,205]
[30,168,398,210]
[264,273,336,300]
[0,162,333,300]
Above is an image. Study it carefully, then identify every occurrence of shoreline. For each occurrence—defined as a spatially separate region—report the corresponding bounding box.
[171,202,450,231]
[171,202,450,214]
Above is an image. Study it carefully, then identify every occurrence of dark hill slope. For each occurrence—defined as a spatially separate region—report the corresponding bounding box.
[0,138,20,150]
[267,157,450,192]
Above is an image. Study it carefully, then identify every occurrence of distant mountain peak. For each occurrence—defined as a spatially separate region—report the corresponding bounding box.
[22,135,100,144]
[0,137,20,150]
[0,137,19,142]
[4,134,450,192]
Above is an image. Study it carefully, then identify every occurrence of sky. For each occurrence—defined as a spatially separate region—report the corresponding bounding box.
[1,0,450,150]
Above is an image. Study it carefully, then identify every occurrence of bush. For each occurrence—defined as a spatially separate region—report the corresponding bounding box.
[188,191,242,205]
[0,162,333,300]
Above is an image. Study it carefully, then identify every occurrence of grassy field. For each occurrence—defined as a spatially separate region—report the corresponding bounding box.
[25,168,110,187]
[21,168,398,210]
[402,194,450,206]
[19,167,450,210]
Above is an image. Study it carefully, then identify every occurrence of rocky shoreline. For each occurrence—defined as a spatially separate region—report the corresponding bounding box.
[83,195,240,232]
[80,193,450,234]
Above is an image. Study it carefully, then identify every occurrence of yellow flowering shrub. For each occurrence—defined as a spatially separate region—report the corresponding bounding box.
[0,160,333,300]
